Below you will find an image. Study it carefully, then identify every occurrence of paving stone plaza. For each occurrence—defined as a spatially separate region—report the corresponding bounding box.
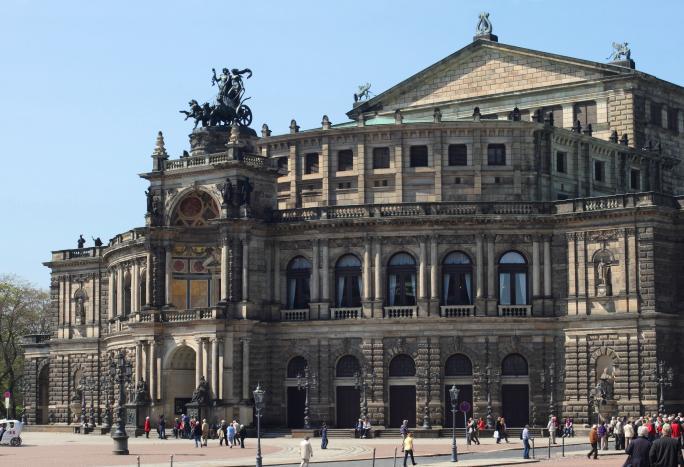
[21,13,683,457]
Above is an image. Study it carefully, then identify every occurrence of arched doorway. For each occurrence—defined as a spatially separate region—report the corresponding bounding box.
[163,345,196,417]
[443,354,473,428]
[37,364,49,424]
[334,355,361,428]
[286,356,307,428]
[501,354,529,427]
[388,354,416,428]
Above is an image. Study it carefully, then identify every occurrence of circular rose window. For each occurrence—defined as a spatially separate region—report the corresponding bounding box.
[172,191,219,226]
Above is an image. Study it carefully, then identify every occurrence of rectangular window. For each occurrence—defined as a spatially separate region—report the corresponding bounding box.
[409,145,428,167]
[487,144,506,166]
[304,152,319,174]
[277,156,288,174]
[543,106,563,126]
[574,101,597,127]
[337,149,354,172]
[667,108,679,133]
[448,144,468,166]
[556,151,567,173]
[650,102,662,126]
[630,169,641,190]
[372,147,390,169]
[594,160,605,183]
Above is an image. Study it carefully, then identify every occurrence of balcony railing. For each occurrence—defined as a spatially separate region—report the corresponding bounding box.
[332,307,361,320]
[383,306,416,319]
[281,309,309,321]
[164,152,275,172]
[498,305,531,317]
[440,305,475,317]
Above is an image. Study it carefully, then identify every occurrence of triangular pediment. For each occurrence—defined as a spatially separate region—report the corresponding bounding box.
[350,40,635,117]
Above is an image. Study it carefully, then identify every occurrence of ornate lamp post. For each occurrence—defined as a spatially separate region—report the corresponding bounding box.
[110,349,133,455]
[485,364,494,429]
[449,385,460,462]
[353,367,376,420]
[253,383,265,467]
[99,373,112,429]
[420,369,439,429]
[657,360,673,415]
[297,367,318,430]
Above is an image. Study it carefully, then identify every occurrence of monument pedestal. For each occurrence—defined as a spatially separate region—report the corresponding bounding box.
[125,404,148,437]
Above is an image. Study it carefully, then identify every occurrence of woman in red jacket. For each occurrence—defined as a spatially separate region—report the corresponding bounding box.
[144,416,151,438]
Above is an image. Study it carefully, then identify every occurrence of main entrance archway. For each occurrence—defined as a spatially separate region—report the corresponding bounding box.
[163,345,196,417]
[388,354,416,428]
[37,364,49,424]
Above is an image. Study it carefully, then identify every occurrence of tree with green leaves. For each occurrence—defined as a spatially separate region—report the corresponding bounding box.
[0,275,50,418]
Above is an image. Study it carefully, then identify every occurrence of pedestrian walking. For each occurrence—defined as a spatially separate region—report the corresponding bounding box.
[613,417,624,450]
[192,421,202,448]
[500,417,509,443]
[232,420,240,446]
[227,422,236,448]
[547,415,557,444]
[468,417,480,445]
[320,422,328,449]
[218,420,227,446]
[201,418,209,447]
[239,424,247,448]
[522,424,532,459]
[158,414,166,439]
[598,422,608,450]
[495,417,502,443]
[144,416,151,438]
[649,424,683,467]
[624,426,651,467]
[403,432,416,466]
[299,436,313,467]
[624,420,635,448]
[400,419,409,442]
[587,425,599,460]
[173,417,180,439]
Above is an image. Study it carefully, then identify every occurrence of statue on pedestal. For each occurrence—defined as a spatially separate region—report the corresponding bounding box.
[191,376,210,405]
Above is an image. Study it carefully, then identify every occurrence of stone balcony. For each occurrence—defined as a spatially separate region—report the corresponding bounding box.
[497,305,532,317]
[331,307,362,320]
[281,309,309,321]
[383,306,417,319]
[440,305,476,317]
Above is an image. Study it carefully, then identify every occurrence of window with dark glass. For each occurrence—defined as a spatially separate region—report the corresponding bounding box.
[304,152,319,174]
[487,144,506,166]
[574,101,597,127]
[498,251,528,305]
[667,108,679,132]
[335,254,362,308]
[650,102,662,126]
[373,147,390,169]
[139,274,146,307]
[442,252,473,305]
[338,149,354,171]
[389,354,416,377]
[444,354,473,377]
[409,145,428,167]
[501,353,528,376]
[594,160,605,182]
[277,157,288,174]
[124,274,132,315]
[387,253,417,306]
[336,355,361,377]
[287,356,308,378]
[286,256,311,309]
[448,144,468,166]
[630,169,641,190]
[556,151,567,173]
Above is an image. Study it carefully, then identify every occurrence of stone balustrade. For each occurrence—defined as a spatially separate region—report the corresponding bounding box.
[383,306,417,319]
[281,309,309,321]
[440,305,475,317]
[498,305,531,317]
[332,307,362,320]
[163,152,275,171]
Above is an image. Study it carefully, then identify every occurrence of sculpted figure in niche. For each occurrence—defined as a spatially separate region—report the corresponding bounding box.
[596,355,616,400]
[594,251,613,297]
[75,293,86,325]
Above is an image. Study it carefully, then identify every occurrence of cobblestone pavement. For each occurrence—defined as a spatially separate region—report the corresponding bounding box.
[0,432,623,467]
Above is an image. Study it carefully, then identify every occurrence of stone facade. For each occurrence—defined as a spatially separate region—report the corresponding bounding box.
[24,32,684,429]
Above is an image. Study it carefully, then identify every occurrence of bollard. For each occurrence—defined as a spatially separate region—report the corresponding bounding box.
[562,435,565,457]
[548,437,551,459]
[137,456,140,467]
[170,454,174,467]
[393,446,397,467]
[372,447,376,467]
[531,438,535,459]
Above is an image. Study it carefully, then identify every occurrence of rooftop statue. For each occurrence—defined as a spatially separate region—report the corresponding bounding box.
[607,42,631,61]
[180,67,254,129]
[476,12,493,35]
[354,83,372,103]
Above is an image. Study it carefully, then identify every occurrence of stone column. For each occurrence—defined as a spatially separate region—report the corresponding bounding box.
[242,237,249,301]
[561,103,574,129]
[195,338,203,387]
[149,339,156,401]
[141,341,148,390]
[135,341,142,385]
[321,240,330,302]
[117,267,124,317]
[543,237,552,297]
[273,241,280,303]
[242,338,250,400]
[567,234,577,315]
[476,235,484,298]
[132,262,139,312]
[363,238,371,301]
[430,236,438,299]
[202,338,209,381]
[211,338,219,400]
[145,252,152,306]
[220,234,229,302]
[218,338,225,400]
[311,239,320,302]
[486,236,495,298]
[418,238,427,300]
[532,239,541,297]
[374,239,383,303]
[156,347,162,402]
[108,270,115,320]
[165,248,173,306]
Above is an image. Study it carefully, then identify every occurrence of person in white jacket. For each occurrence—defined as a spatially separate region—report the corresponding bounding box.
[623,420,635,448]
[300,436,314,467]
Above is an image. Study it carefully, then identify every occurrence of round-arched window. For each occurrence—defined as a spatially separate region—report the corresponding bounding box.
[389,354,416,377]
[387,253,417,306]
[442,252,473,306]
[336,355,361,378]
[172,191,220,227]
[444,354,473,377]
[287,257,311,309]
[498,251,528,305]
[501,354,528,376]
[287,356,308,378]
[335,255,362,308]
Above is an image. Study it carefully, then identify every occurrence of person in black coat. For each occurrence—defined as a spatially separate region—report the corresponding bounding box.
[624,426,652,467]
[649,424,684,467]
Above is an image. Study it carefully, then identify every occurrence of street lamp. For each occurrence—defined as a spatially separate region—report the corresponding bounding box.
[657,360,673,415]
[353,367,376,420]
[297,367,317,430]
[79,376,97,429]
[449,384,460,462]
[110,349,133,455]
[420,370,439,429]
[99,374,112,429]
[253,383,265,467]
[485,365,493,429]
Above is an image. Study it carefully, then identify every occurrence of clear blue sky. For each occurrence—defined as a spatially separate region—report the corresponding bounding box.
[1,0,682,289]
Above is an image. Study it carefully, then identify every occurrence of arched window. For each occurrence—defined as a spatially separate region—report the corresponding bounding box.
[287,257,311,309]
[389,354,416,377]
[287,356,308,378]
[442,252,473,305]
[444,354,473,377]
[387,253,417,306]
[501,354,528,376]
[123,272,132,315]
[171,191,220,227]
[336,355,361,378]
[335,255,362,308]
[498,251,528,305]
